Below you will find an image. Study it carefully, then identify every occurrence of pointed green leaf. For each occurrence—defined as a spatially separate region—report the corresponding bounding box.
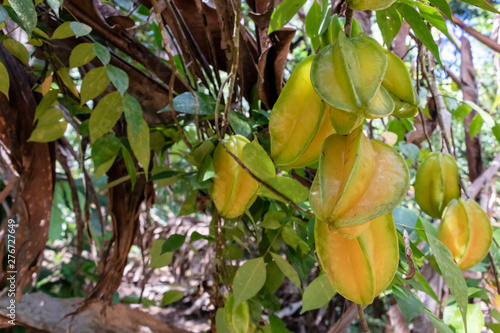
[107,65,129,96]
[80,67,110,106]
[121,146,136,189]
[150,239,174,268]
[28,108,67,142]
[161,290,184,306]
[159,91,216,115]
[93,43,111,65]
[3,39,29,64]
[428,0,452,21]
[396,3,441,63]
[242,139,275,182]
[233,257,266,309]
[301,275,336,313]
[376,6,402,47]
[259,176,309,203]
[415,3,450,39]
[458,0,498,13]
[270,252,301,291]
[305,1,321,50]
[269,0,307,34]
[229,110,252,137]
[443,302,484,333]
[70,22,92,38]
[123,94,150,177]
[160,234,186,254]
[9,0,36,37]
[269,314,292,333]
[393,284,423,323]
[52,22,75,39]
[469,113,483,139]
[89,91,123,143]
[69,43,96,68]
[46,0,63,17]
[0,61,9,100]
[91,134,122,179]
[424,308,454,333]
[423,222,468,329]
[0,6,9,25]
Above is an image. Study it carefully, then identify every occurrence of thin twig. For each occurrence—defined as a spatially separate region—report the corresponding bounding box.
[416,43,433,151]
[488,251,500,295]
[357,304,370,332]
[344,6,354,38]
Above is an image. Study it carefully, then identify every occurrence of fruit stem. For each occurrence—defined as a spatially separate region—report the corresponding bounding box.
[357,304,370,332]
[344,6,354,38]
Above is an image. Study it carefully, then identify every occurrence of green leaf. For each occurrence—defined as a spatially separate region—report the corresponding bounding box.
[233,257,267,309]
[453,104,471,121]
[28,108,67,142]
[93,43,111,65]
[395,3,440,63]
[261,211,286,229]
[3,39,29,64]
[376,6,402,47]
[9,0,37,37]
[487,323,500,333]
[305,1,322,50]
[317,0,332,35]
[259,177,309,203]
[80,67,110,106]
[398,142,420,165]
[46,0,63,17]
[161,290,184,306]
[161,234,186,254]
[91,134,122,179]
[458,0,499,13]
[270,252,301,291]
[241,139,275,181]
[428,0,452,21]
[469,113,483,139]
[159,91,216,115]
[443,302,484,333]
[301,275,336,313]
[423,222,468,329]
[0,61,9,100]
[123,94,150,177]
[121,146,136,189]
[35,90,60,121]
[492,124,500,145]
[424,308,454,333]
[464,101,496,127]
[107,65,129,96]
[269,0,307,34]
[52,22,75,39]
[261,261,285,294]
[89,91,123,143]
[269,314,291,333]
[70,22,92,38]
[225,296,250,333]
[393,285,423,323]
[69,43,96,68]
[216,308,232,333]
[282,226,299,249]
[0,6,9,25]
[416,3,450,39]
[150,239,174,268]
[229,110,252,137]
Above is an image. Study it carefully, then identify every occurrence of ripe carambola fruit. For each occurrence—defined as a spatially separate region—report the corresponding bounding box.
[310,128,409,236]
[311,32,394,119]
[414,152,460,219]
[212,135,259,218]
[315,213,399,305]
[382,51,418,118]
[270,55,335,168]
[346,0,396,11]
[437,198,492,271]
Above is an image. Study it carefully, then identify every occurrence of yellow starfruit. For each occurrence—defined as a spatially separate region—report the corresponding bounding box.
[315,213,399,305]
[310,129,409,234]
[414,152,460,219]
[212,135,259,218]
[270,55,335,168]
[437,198,492,271]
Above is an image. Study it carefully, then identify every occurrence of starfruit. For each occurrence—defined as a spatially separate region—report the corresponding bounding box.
[329,105,364,135]
[414,152,460,219]
[315,213,399,305]
[311,32,394,119]
[270,55,335,168]
[382,51,418,118]
[346,0,396,11]
[437,198,492,271]
[212,135,259,218]
[310,128,409,235]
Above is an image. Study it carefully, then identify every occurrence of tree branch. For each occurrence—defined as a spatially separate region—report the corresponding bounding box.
[453,15,500,53]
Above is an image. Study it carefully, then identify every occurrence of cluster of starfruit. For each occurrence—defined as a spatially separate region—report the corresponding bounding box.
[415,152,493,271]
[268,16,414,305]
